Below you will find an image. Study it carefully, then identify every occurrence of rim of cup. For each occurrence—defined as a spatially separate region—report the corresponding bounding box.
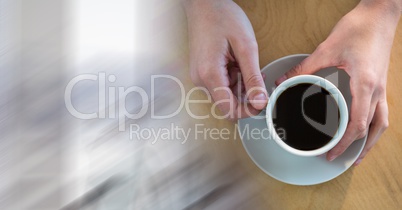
[266,75,348,157]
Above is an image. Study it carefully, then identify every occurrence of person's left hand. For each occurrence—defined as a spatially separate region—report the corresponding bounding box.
[275,0,401,165]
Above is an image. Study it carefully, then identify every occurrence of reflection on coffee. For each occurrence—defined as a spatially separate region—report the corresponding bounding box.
[273,83,340,151]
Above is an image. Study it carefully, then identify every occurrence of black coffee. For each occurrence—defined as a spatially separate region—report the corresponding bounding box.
[273,83,340,151]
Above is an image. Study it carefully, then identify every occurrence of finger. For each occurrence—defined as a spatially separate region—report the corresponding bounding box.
[230,75,245,100]
[228,66,247,101]
[228,66,241,87]
[230,37,268,110]
[190,69,203,86]
[327,83,373,161]
[367,98,377,128]
[354,100,389,165]
[202,67,260,120]
[275,45,334,85]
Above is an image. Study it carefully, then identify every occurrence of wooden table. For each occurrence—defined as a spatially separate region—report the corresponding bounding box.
[173,0,402,208]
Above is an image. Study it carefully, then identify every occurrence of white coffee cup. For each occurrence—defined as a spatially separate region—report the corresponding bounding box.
[266,75,348,157]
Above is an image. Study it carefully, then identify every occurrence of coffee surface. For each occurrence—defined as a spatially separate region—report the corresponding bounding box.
[273,83,340,151]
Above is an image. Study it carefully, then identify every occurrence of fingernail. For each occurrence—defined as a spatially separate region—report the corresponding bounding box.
[276,75,287,84]
[252,93,267,110]
[354,159,362,166]
[328,155,336,161]
[253,93,266,101]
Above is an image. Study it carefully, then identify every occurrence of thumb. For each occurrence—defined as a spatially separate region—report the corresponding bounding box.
[232,40,267,110]
[275,52,327,85]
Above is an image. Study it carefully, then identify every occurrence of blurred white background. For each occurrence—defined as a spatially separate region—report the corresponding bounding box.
[0,0,261,209]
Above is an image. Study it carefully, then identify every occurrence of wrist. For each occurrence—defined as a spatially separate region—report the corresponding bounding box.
[357,0,401,35]
[181,0,196,12]
[360,0,402,18]
[355,0,401,42]
[182,0,231,10]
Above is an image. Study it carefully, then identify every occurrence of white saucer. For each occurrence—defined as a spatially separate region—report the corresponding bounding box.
[238,54,366,185]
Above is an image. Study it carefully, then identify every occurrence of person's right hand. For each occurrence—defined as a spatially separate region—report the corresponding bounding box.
[275,0,400,165]
[183,0,268,120]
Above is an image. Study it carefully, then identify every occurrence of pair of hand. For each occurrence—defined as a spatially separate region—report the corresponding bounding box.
[183,0,401,165]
